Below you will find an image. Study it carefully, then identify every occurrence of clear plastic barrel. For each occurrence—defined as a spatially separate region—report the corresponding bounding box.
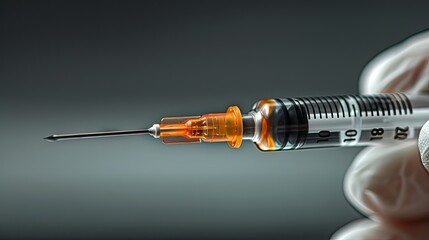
[249,93,429,151]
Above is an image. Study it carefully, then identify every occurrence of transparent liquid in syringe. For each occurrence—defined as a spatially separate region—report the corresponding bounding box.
[249,93,429,151]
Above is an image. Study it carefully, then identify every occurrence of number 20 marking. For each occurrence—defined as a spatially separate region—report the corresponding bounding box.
[394,127,409,140]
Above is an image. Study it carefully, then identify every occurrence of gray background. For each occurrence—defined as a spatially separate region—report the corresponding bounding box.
[1,1,428,239]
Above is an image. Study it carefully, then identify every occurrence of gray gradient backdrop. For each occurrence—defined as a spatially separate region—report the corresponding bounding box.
[1,1,428,239]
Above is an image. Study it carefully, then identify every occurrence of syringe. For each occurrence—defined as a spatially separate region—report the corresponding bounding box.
[45,93,429,151]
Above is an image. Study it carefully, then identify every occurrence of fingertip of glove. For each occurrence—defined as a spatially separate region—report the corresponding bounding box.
[418,120,429,173]
[359,31,429,94]
[344,142,428,221]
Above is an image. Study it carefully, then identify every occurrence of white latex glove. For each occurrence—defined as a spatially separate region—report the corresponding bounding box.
[332,31,429,240]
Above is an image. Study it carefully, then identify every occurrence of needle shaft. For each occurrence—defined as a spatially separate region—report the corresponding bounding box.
[44,129,151,142]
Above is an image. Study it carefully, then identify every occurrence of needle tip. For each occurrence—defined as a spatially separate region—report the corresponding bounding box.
[44,135,58,142]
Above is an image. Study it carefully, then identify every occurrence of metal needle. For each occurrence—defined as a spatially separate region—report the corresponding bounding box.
[44,129,151,142]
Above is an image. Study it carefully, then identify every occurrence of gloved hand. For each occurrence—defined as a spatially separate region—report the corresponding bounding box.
[332,31,429,240]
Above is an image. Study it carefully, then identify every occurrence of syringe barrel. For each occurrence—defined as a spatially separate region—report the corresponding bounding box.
[248,93,429,151]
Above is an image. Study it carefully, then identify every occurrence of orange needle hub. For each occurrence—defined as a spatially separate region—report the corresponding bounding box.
[159,106,243,148]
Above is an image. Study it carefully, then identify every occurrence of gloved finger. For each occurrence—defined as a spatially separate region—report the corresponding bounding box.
[332,219,429,240]
[360,31,429,95]
[344,141,429,223]
[344,31,429,222]
[418,120,429,172]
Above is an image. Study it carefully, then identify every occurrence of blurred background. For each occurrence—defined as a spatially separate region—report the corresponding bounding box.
[1,1,428,239]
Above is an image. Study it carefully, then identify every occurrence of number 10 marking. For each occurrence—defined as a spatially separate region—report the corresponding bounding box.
[343,129,357,142]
